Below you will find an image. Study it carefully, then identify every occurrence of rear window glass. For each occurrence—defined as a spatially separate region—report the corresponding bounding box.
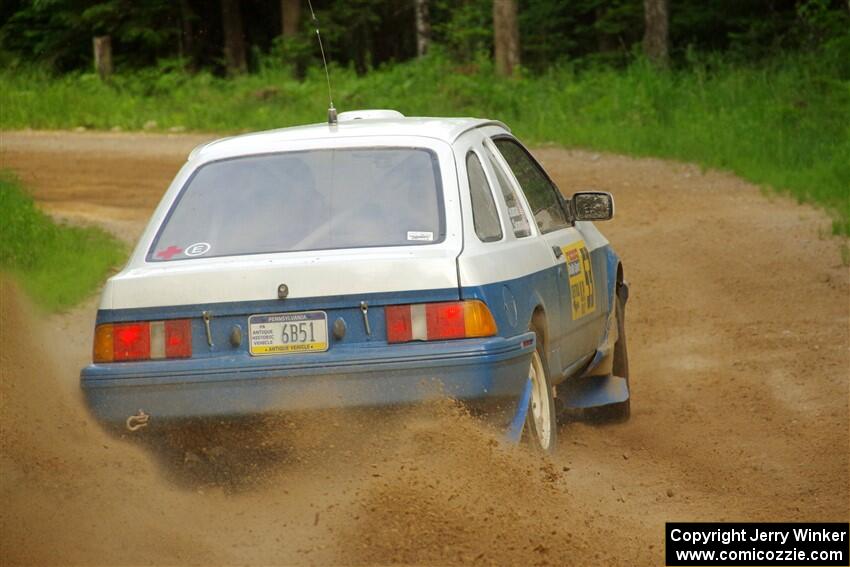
[148,148,444,261]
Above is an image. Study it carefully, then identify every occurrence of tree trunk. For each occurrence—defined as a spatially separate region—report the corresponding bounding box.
[596,6,615,53]
[179,0,196,70]
[220,0,247,75]
[281,0,300,37]
[414,0,431,57]
[92,36,113,80]
[493,0,520,77]
[642,0,669,67]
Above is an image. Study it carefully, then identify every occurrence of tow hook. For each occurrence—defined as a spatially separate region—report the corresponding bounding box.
[126,409,150,432]
[359,301,372,336]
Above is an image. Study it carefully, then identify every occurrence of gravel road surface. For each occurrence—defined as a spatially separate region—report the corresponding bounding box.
[1,130,847,565]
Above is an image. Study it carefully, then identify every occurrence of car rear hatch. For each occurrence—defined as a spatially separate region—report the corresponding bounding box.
[95,143,466,360]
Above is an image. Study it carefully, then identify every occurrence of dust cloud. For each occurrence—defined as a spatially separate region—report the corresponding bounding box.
[1,278,605,566]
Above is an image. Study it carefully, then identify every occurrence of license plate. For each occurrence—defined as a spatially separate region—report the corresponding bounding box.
[248,311,328,356]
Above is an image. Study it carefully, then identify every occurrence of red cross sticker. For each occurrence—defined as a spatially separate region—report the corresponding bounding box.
[156,245,183,260]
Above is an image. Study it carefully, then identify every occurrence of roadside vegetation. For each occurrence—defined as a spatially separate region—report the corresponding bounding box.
[0,171,126,311]
[3,48,848,234]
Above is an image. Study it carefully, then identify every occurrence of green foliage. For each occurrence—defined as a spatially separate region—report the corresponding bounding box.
[517,0,643,69]
[0,0,180,71]
[262,35,313,76]
[431,0,492,62]
[0,0,91,70]
[2,47,848,234]
[4,0,849,73]
[0,171,126,311]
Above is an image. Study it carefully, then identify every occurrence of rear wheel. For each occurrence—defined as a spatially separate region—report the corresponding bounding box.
[525,340,558,454]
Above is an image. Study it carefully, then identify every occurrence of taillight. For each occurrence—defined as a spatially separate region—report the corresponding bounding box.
[93,319,192,363]
[93,324,114,363]
[386,300,497,343]
[113,322,150,361]
[164,320,192,358]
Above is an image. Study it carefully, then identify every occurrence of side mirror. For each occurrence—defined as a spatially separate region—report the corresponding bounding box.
[569,191,614,221]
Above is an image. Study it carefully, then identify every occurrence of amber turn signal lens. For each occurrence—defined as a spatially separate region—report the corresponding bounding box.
[93,324,114,363]
[463,300,498,338]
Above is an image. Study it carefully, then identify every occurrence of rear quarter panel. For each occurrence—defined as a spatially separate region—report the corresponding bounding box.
[452,127,564,372]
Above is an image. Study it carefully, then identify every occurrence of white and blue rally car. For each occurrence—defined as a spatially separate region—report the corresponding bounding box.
[81,110,630,453]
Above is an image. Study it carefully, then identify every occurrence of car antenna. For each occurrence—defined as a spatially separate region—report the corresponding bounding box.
[306,0,337,126]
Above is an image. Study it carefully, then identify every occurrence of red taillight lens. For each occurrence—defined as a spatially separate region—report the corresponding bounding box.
[385,300,497,344]
[113,322,150,361]
[165,319,192,358]
[385,305,413,343]
[425,302,466,340]
[93,319,192,363]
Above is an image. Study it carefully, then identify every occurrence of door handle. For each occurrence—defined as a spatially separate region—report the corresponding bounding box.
[552,246,563,259]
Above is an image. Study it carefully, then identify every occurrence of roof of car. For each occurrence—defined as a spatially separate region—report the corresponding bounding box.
[190,113,509,161]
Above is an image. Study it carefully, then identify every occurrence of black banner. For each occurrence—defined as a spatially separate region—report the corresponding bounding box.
[666,523,849,566]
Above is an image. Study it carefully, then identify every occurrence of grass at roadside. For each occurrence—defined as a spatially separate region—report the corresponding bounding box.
[1,50,848,233]
[0,171,126,311]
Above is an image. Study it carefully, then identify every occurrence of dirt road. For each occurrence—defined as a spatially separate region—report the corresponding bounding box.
[1,130,848,565]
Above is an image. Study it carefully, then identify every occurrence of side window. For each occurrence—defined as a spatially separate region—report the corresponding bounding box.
[493,137,570,233]
[482,146,532,238]
[466,152,503,242]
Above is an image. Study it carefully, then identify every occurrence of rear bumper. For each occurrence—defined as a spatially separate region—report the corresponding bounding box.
[80,332,536,425]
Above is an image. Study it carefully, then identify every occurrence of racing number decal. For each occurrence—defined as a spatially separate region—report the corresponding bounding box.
[562,240,596,320]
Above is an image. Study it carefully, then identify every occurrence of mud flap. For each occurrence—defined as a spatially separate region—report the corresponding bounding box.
[559,374,629,409]
[505,377,533,443]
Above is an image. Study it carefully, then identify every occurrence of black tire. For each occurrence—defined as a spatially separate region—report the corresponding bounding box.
[524,333,559,454]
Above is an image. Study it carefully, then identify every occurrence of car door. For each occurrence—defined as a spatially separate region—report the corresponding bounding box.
[486,134,609,376]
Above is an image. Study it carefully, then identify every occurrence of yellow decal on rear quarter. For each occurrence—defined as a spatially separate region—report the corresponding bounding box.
[563,240,596,320]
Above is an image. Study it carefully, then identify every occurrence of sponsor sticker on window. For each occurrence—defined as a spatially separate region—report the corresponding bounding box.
[407,231,434,242]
